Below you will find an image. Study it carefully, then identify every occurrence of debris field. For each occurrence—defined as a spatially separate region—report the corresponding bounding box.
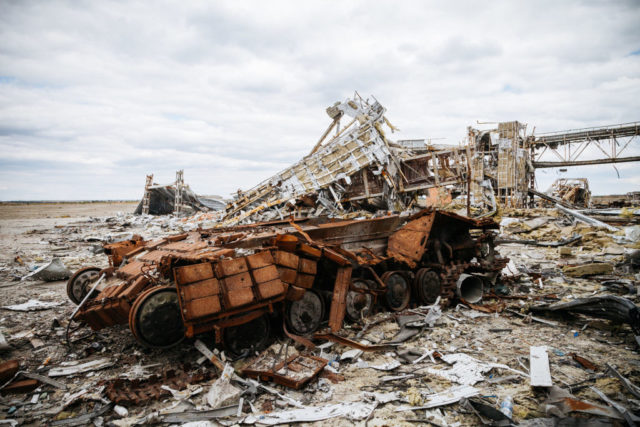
[0,95,639,426]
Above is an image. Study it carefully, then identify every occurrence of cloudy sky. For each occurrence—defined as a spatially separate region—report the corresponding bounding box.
[1,1,639,201]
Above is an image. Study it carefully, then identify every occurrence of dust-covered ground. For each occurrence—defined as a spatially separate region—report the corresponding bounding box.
[0,202,639,426]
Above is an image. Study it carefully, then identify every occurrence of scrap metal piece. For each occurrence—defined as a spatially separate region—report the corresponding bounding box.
[395,385,480,411]
[48,358,114,377]
[606,363,640,399]
[313,333,397,352]
[242,353,327,390]
[568,353,598,371]
[529,295,640,335]
[22,258,71,282]
[102,369,214,406]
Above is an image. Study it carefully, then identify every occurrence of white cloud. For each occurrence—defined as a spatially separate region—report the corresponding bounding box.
[0,0,639,200]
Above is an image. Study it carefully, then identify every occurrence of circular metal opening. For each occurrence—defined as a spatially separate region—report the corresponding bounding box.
[456,274,484,304]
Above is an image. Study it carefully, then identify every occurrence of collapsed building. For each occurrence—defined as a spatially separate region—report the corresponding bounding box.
[219,95,639,226]
[134,170,225,216]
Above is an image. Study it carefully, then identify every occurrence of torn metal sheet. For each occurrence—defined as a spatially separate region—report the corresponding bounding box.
[426,353,523,386]
[22,258,71,282]
[244,401,377,425]
[48,358,114,377]
[313,333,397,352]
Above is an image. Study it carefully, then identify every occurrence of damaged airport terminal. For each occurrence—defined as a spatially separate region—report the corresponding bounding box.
[1,94,640,425]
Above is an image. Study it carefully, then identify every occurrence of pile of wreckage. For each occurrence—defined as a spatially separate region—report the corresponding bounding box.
[2,202,640,425]
[135,170,225,216]
[1,94,639,425]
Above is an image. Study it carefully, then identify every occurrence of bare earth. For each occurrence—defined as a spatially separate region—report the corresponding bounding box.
[0,202,638,426]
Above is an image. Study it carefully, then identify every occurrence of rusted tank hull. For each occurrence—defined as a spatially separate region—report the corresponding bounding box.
[70,208,507,349]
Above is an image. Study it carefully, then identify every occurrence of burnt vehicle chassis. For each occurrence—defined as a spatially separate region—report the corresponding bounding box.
[67,209,507,355]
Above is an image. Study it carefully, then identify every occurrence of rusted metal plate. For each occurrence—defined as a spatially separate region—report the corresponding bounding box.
[277,267,297,284]
[161,241,208,251]
[329,266,352,332]
[275,250,299,269]
[242,353,327,389]
[216,257,248,276]
[183,295,222,319]
[222,272,252,290]
[294,273,315,289]
[180,278,220,300]
[174,262,215,284]
[256,279,285,299]
[298,258,317,274]
[224,287,255,308]
[117,260,146,279]
[387,212,435,268]
[246,251,274,269]
[251,265,279,284]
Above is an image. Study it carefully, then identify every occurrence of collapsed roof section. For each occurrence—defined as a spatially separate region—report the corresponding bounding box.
[135,171,225,216]
[221,95,400,226]
[220,94,471,226]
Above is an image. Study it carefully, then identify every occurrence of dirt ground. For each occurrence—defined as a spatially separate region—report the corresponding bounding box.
[0,202,639,426]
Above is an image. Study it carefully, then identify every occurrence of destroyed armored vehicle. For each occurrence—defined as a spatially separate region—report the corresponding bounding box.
[67,208,508,355]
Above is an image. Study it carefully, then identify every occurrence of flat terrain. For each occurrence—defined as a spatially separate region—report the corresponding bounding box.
[0,201,138,220]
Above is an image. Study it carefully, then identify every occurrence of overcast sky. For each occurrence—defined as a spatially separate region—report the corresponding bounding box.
[1,1,639,201]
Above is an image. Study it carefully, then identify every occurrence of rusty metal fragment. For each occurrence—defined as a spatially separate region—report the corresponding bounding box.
[242,353,327,389]
[102,369,214,406]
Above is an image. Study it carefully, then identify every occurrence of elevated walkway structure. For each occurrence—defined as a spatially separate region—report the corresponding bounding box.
[532,122,640,168]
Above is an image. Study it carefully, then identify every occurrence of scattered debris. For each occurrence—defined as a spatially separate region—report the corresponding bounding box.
[2,299,63,311]
[22,258,71,282]
[48,358,115,377]
[244,401,377,425]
